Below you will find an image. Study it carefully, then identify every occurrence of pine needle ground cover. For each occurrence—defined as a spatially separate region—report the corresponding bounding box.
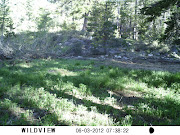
[0,59,179,126]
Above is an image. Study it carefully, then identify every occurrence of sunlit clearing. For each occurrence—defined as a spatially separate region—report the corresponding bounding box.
[48,68,77,76]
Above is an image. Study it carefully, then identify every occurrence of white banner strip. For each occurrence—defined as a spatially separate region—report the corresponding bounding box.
[0,126,179,135]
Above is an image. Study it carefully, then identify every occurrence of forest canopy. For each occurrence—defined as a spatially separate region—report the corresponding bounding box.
[0,0,179,44]
[0,0,179,60]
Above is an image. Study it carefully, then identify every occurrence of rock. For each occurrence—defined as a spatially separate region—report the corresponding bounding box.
[91,47,106,55]
[148,54,153,57]
[162,53,169,57]
[63,38,84,56]
[0,53,13,60]
[82,48,91,56]
[64,41,72,46]
[55,49,62,54]
[108,48,120,54]
[130,49,134,52]
[140,51,146,57]
[114,55,122,59]
[105,55,108,57]
[89,36,93,40]
[128,42,132,46]
[99,55,105,59]
[153,51,160,56]
[89,57,97,60]
[171,52,179,58]
[64,38,84,46]
[0,53,6,60]
[171,46,179,54]
[70,38,81,43]
[77,56,83,59]
[58,43,62,46]
[123,56,129,60]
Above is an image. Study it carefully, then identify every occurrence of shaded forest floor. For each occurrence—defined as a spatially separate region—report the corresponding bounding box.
[0,58,179,126]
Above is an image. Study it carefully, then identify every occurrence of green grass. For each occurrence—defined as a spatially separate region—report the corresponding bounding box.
[0,59,180,126]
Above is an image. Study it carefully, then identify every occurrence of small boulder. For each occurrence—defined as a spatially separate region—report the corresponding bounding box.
[148,54,153,57]
[91,47,106,55]
[114,55,122,59]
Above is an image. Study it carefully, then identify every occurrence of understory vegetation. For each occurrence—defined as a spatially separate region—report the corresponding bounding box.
[0,59,179,126]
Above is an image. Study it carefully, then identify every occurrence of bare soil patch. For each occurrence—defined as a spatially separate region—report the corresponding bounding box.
[112,90,143,106]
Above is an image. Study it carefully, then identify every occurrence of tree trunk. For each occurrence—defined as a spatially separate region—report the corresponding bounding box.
[117,1,122,38]
[82,12,89,31]
[117,2,122,38]
[103,2,108,54]
[129,17,132,38]
[1,0,6,42]
[133,0,138,40]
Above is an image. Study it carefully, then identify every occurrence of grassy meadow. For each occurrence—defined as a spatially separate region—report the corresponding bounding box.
[0,59,180,126]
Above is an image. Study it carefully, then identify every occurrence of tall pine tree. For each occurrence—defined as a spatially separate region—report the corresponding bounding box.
[87,0,116,54]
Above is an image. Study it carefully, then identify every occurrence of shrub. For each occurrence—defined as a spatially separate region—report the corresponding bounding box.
[75,62,80,66]
[108,68,119,78]
[100,65,105,70]
[89,61,95,65]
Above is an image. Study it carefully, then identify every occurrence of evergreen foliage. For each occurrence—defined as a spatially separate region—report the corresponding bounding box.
[87,0,117,53]
[141,0,180,45]
[0,0,179,46]
[0,0,15,40]
[162,11,180,45]
[37,8,52,31]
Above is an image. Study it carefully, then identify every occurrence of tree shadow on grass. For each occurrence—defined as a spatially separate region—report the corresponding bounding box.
[1,60,180,125]
[0,97,69,126]
[0,109,32,126]
[143,96,180,125]
[36,65,180,125]
[49,69,180,125]
[45,86,173,125]
[0,99,35,126]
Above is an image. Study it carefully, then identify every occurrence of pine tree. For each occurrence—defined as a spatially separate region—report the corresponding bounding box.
[37,8,52,32]
[87,0,116,54]
[0,0,14,41]
[26,0,33,21]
